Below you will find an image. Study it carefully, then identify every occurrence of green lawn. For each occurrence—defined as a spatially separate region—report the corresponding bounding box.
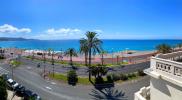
[48,73,108,85]
[48,72,142,85]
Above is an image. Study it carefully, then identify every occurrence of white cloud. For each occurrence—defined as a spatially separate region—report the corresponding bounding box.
[94,29,103,33]
[0,24,31,33]
[33,28,83,40]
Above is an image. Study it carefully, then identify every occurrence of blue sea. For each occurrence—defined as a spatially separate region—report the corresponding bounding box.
[0,40,181,52]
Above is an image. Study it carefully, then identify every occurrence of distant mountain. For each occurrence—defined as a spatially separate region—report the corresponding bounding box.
[0,37,36,41]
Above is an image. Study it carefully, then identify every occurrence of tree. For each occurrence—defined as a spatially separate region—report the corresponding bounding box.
[48,48,52,56]
[64,48,77,66]
[0,47,5,59]
[176,43,182,49]
[80,38,89,66]
[100,51,107,66]
[31,51,35,61]
[67,70,78,85]
[91,65,108,79]
[83,31,102,81]
[91,64,108,84]
[156,44,172,54]
[116,55,120,65]
[0,76,7,100]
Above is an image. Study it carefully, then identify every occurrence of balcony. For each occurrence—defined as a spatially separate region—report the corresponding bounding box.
[145,55,182,87]
[135,51,182,100]
[134,86,150,100]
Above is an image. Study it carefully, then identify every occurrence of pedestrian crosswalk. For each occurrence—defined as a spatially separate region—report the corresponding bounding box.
[0,67,9,75]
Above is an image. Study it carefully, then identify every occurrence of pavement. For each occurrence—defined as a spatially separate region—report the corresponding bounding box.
[0,57,150,100]
[7,90,22,100]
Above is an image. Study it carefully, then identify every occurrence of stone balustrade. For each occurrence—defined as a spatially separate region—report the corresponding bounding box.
[151,56,182,82]
[135,51,182,100]
[156,51,182,61]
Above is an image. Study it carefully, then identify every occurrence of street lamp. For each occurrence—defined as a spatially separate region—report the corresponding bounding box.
[121,50,123,64]
[10,60,15,79]
[125,48,129,63]
[43,51,46,79]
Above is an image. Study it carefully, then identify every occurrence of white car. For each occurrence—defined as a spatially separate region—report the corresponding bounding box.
[7,79,19,89]
[7,78,13,83]
[12,82,19,89]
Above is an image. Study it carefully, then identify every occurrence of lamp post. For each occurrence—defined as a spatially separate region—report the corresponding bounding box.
[43,52,46,79]
[125,48,129,63]
[10,60,15,79]
[121,51,124,64]
[10,62,13,79]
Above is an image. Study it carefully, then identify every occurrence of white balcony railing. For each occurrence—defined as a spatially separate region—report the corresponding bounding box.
[150,57,182,82]
[135,51,182,100]
[156,51,182,61]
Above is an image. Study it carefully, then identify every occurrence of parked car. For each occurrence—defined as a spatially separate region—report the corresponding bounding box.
[23,89,33,100]
[7,78,16,89]
[15,84,25,95]
[12,82,19,89]
[2,74,9,81]
[32,93,41,100]
[6,78,19,90]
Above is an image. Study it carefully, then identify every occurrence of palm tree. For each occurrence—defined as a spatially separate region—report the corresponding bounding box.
[100,51,107,66]
[64,48,77,66]
[85,31,102,81]
[48,48,52,56]
[43,51,46,79]
[116,55,120,65]
[91,64,108,79]
[31,51,35,61]
[176,43,182,49]
[156,44,172,54]
[80,38,89,66]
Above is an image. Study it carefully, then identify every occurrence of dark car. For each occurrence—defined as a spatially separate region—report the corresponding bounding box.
[15,84,25,95]
[23,89,33,100]
[2,74,9,81]
[32,93,41,100]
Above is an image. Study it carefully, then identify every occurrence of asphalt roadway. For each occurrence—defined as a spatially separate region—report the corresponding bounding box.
[0,58,150,100]
[20,58,150,76]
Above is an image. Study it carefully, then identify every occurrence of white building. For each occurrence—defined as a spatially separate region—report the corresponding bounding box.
[135,51,182,100]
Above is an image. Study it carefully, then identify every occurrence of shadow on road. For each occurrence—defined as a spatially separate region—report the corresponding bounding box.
[89,87,127,100]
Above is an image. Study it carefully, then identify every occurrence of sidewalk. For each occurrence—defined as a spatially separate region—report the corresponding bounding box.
[7,90,22,100]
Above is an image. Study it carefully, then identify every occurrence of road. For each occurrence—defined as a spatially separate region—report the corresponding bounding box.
[20,58,150,76]
[1,60,150,100]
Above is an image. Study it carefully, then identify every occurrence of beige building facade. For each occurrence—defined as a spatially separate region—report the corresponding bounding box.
[135,51,182,100]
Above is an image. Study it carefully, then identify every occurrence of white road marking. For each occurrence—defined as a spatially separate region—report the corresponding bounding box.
[51,82,56,85]
[45,86,52,90]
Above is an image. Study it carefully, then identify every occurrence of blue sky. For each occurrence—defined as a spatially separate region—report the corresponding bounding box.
[0,0,182,40]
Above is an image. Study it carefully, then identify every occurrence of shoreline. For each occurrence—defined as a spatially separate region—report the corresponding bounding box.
[3,47,157,65]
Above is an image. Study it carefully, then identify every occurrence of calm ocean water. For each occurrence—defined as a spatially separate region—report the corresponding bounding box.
[0,40,181,52]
